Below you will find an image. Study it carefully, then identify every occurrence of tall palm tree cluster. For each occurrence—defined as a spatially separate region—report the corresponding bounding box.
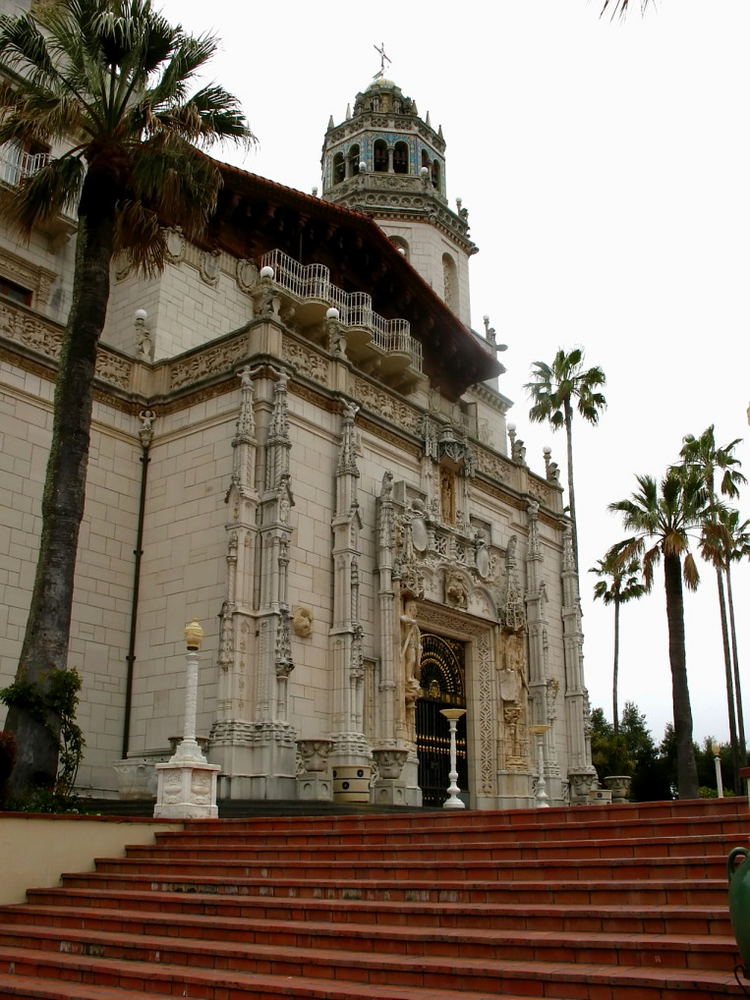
[0,0,252,797]
[603,430,748,800]
[526,350,748,802]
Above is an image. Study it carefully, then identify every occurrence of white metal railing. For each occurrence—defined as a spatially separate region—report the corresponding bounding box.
[0,144,50,186]
[259,249,422,373]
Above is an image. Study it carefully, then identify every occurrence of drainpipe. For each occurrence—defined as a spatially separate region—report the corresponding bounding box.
[122,410,155,759]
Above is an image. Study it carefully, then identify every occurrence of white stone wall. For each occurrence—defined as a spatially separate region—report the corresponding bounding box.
[379,222,471,327]
[103,255,253,360]
[0,362,143,793]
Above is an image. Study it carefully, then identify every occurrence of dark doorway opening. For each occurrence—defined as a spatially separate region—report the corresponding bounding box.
[416,633,467,806]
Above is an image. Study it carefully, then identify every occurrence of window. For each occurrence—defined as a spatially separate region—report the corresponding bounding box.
[0,275,32,306]
[394,142,409,174]
[374,140,388,173]
[389,236,409,260]
[332,152,345,185]
[442,254,457,312]
[348,144,360,176]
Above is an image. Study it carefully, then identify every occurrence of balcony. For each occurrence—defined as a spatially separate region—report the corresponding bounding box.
[259,248,423,391]
[0,145,51,186]
[0,144,75,245]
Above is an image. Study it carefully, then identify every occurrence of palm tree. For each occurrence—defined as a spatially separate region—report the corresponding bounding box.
[590,549,646,735]
[680,427,746,785]
[703,507,750,772]
[724,509,750,760]
[601,0,651,16]
[0,0,252,797]
[525,348,606,569]
[609,468,707,800]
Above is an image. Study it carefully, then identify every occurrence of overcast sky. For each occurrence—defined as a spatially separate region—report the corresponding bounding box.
[157,0,750,749]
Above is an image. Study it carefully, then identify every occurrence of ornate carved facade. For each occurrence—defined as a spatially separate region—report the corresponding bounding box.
[0,69,596,808]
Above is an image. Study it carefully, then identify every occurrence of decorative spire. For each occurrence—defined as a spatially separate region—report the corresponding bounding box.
[501,535,526,632]
[234,366,256,443]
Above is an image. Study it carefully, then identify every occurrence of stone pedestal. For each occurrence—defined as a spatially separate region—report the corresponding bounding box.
[296,739,333,802]
[154,742,220,819]
[372,748,408,806]
[154,623,221,818]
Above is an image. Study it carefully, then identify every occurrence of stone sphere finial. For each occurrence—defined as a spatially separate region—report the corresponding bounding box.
[260,265,274,279]
[326,307,340,320]
[358,161,367,173]
[184,618,204,650]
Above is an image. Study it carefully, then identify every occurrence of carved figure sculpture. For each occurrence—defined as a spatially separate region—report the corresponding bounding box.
[292,606,313,638]
[401,599,422,707]
[445,571,468,609]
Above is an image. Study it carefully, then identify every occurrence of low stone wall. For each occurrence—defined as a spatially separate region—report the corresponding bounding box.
[0,813,182,905]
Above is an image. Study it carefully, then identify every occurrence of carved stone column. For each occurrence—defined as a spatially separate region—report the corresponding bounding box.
[329,399,371,801]
[210,368,297,800]
[561,522,598,803]
[524,501,563,802]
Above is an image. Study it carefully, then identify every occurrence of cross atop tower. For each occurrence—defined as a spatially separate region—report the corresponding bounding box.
[373,42,391,78]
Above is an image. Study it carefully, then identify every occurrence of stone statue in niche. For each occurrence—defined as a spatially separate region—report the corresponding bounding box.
[499,630,529,767]
[440,467,456,524]
[474,532,491,579]
[503,704,523,760]
[401,598,422,709]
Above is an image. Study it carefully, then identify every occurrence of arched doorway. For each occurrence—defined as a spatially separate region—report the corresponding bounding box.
[416,633,467,806]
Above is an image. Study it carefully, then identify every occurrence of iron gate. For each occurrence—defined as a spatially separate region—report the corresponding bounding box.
[416,633,467,806]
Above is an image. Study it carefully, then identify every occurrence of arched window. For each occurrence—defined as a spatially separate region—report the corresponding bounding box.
[348,144,360,176]
[374,139,388,173]
[442,253,458,312]
[389,235,409,260]
[421,149,431,171]
[333,152,345,185]
[394,141,409,174]
[432,159,441,190]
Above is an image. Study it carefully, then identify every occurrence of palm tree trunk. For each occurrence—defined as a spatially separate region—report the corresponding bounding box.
[563,398,578,570]
[5,189,116,799]
[663,552,699,799]
[613,597,620,735]
[715,565,740,789]
[726,563,746,760]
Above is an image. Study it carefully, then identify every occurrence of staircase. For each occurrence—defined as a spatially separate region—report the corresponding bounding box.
[0,797,747,1000]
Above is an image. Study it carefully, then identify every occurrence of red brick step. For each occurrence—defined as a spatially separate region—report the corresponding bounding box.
[0,797,747,999]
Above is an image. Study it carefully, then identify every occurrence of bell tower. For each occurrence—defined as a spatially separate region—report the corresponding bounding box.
[321,70,477,327]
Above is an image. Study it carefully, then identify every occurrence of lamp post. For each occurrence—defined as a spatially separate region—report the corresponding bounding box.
[529,724,551,808]
[712,742,724,799]
[154,619,220,818]
[440,708,467,809]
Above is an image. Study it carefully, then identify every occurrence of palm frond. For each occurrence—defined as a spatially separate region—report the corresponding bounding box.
[682,551,700,591]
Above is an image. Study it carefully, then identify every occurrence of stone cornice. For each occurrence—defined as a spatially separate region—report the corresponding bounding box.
[0,308,562,517]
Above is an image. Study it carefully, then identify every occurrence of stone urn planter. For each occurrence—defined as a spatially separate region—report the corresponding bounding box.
[603,774,632,804]
[372,748,408,780]
[296,739,332,773]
